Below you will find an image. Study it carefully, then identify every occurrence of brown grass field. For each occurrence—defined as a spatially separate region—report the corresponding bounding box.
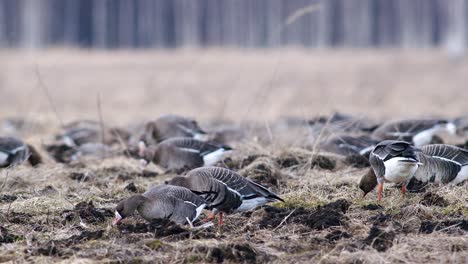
[0,49,467,263]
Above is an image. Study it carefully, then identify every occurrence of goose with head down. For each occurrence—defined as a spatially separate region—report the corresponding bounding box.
[372,119,456,147]
[113,185,207,226]
[139,137,232,172]
[166,167,283,225]
[0,137,42,168]
[139,114,208,145]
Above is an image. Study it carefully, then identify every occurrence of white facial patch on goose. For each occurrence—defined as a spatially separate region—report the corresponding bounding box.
[203,149,227,166]
[0,152,8,166]
[383,157,419,183]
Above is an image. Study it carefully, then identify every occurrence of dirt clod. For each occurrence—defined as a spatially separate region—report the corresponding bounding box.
[363,225,395,252]
[239,157,281,188]
[420,192,449,207]
[311,155,336,170]
[258,199,350,230]
[0,194,17,203]
[361,204,383,211]
[124,182,138,193]
[61,201,113,224]
[190,243,260,263]
[420,220,468,234]
[68,172,91,182]
[0,226,21,244]
[118,219,186,237]
[344,154,370,168]
[325,230,351,242]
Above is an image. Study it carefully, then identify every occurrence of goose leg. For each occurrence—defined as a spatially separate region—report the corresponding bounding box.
[218,212,223,226]
[401,185,407,197]
[377,183,384,203]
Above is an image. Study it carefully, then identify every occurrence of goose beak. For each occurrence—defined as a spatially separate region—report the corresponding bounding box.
[113,211,122,225]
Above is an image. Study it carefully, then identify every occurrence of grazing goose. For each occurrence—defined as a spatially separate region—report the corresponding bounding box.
[55,120,130,147]
[319,135,378,157]
[114,185,207,225]
[369,140,422,202]
[412,144,468,185]
[360,144,468,196]
[167,167,283,225]
[309,112,380,133]
[372,119,456,147]
[0,137,42,168]
[140,115,208,145]
[139,137,232,171]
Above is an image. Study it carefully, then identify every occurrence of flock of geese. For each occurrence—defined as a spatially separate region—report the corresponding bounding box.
[0,114,467,228]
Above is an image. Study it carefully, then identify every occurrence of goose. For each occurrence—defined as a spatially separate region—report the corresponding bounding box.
[55,120,130,147]
[139,115,208,145]
[0,137,42,168]
[166,167,283,225]
[319,134,378,157]
[372,119,456,147]
[412,144,468,185]
[369,140,422,202]
[113,185,207,225]
[139,137,232,172]
[361,143,468,197]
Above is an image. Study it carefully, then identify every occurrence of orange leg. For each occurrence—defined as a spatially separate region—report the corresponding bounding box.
[401,185,407,197]
[377,183,384,203]
[218,212,223,226]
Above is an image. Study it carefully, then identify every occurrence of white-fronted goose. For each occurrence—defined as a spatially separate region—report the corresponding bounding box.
[369,140,421,202]
[139,137,232,171]
[319,135,379,157]
[0,137,42,168]
[114,185,207,225]
[56,120,130,147]
[413,144,468,185]
[372,119,456,147]
[140,114,208,145]
[166,167,283,225]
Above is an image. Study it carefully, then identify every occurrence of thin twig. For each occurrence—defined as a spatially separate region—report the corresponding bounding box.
[273,208,297,231]
[97,93,106,144]
[34,64,64,127]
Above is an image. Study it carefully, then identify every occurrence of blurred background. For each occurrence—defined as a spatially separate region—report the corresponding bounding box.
[0,0,467,125]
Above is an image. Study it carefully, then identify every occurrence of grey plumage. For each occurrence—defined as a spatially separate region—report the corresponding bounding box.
[167,167,283,214]
[372,119,456,146]
[319,135,378,156]
[0,137,33,168]
[114,185,207,225]
[140,115,207,145]
[141,137,232,171]
[369,140,421,202]
[412,144,468,185]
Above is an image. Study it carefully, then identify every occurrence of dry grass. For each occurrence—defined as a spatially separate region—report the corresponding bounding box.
[0,49,467,263]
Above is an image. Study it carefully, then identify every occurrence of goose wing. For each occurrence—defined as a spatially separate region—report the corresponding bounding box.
[165,137,228,156]
[145,185,207,207]
[204,167,283,202]
[0,137,26,155]
[422,144,468,166]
